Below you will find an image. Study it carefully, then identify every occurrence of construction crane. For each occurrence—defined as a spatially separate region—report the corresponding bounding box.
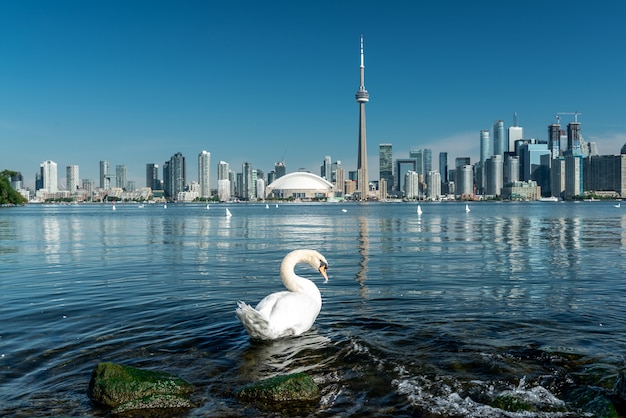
[557,111,583,123]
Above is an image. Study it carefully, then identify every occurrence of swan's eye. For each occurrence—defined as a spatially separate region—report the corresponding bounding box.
[319,260,328,269]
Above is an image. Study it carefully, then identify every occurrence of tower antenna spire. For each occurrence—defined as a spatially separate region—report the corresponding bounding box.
[355,35,369,200]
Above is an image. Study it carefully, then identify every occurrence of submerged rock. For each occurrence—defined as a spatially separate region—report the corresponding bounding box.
[88,362,193,413]
[234,372,320,404]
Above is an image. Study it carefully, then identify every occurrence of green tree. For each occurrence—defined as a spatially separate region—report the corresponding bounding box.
[0,170,28,205]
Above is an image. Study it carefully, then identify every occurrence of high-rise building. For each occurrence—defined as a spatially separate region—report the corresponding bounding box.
[275,161,286,179]
[423,149,432,174]
[66,165,79,193]
[493,120,505,157]
[242,162,253,201]
[456,165,474,197]
[478,130,491,194]
[426,171,441,200]
[355,35,369,199]
[508,113,524,153]
[99,160,110,189]
[395,159,417,194]
[565,153,583,199]
[548,123,561,159]
[379,144,393,193]
[165,152,185,199]
[404,171,419,199]
[321,156,331,180]
[40,160,58,193]
[146,163,159,190]
[439,152,448,192]
[567,122,582,153]
[198,150,211,199]
[410,149,424,176]
[485,155,503,196]
[115,165,127,189]
[218,161,230,181]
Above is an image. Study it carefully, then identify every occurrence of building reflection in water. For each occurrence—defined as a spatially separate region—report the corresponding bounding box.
[356,216,369,298]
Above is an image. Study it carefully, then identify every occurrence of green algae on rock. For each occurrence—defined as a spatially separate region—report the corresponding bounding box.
[234,372,320,403]
[88,362,193,412]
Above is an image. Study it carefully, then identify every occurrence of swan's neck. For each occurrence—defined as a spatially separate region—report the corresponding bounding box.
[280,258,321,302]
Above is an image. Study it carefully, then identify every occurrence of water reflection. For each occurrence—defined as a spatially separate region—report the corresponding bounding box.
[42,215,60,265]
[355,216,369,298]
[0,218,17,254]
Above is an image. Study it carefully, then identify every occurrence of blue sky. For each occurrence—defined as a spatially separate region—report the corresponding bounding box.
[2,0,625,189]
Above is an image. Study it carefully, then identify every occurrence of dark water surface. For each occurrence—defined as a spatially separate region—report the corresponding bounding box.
[1,202,626,417]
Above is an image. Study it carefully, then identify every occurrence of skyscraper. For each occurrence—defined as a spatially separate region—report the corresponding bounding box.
[40,160,58,193]
[409,149,423,176]
[508,113,523,153]
[379,144,393,193]
[115,165,127,189]
[439,152,448,186]
[567,122,582,153]
[146,163,159,190]
[99,160,110,189]
[548,122,561,159]
[493,120,505,157]
[355,35,369,199]
[66,165,79,193]
[165,152,185,199]
[198,150,211,199]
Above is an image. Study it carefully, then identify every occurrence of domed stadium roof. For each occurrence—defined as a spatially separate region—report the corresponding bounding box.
[266,172,334,199]
[268,172,334,190]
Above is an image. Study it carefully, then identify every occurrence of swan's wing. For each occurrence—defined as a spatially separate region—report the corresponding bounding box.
[236,301,273,340]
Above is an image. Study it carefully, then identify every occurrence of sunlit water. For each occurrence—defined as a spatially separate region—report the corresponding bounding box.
[1,202,626,417]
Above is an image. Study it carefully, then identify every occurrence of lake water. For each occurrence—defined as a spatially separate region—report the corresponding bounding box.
[1,201,625,417]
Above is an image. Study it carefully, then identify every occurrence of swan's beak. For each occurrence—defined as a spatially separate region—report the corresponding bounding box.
[318,264,328,283]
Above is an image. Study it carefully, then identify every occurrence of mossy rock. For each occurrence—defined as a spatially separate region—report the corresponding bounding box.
[88,362,193,411]
[234,372,320,403]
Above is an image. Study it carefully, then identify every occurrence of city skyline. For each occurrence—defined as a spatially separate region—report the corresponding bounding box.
[2,1,626,189]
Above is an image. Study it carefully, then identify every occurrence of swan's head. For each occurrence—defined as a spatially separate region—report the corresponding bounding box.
[299,250,329,283]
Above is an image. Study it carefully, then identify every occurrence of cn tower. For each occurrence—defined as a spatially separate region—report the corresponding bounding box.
[355,35,369,199]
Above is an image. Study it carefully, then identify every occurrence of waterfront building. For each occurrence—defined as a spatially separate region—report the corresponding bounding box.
[335,166,346,196]
[218,161,229,181]
[66,165,79,193]
[485,155,503,197]
[165,152,185,199]
[242,162,253,200]
[266,172,334,200]
[583,153,626,197]
[493,120,505,157]
[355,35,369,199]
[146,163,159,190]
[99,160,111,190]
[395,159,417,195]
[567,122,582,153]
[508,113,523,153]
[274,161,286,179]
[503,180,540,200]
[82,179,94,194]
[217,179,231,202]
[478,130,491,194]
[40,160,58,193]
[426,171,441,200]
[503,155,519,185]
[115,165,127,190]
[439,152,448,194]
[410,149,423,176]
[198,150,211,199]
[404,170,419,199]
[321,156,331,180]
[548,123,562,159]
[564,153,584,199]
[424,149,432,174]
[379,144,393,194]
[456,165,474,198]
[518,140,550,188]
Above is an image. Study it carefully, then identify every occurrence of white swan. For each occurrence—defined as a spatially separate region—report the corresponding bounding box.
[236,249,329,340]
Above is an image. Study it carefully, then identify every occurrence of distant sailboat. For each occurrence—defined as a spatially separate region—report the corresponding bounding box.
[417,205,423,215]
[265,204,269,209]
[112,203,116,211]
[615,202,621,208]
[226,208,232,217]
[465,204,470,213]
[342,208,348,213]
[275,204,278,208]
[164,203,167,209]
